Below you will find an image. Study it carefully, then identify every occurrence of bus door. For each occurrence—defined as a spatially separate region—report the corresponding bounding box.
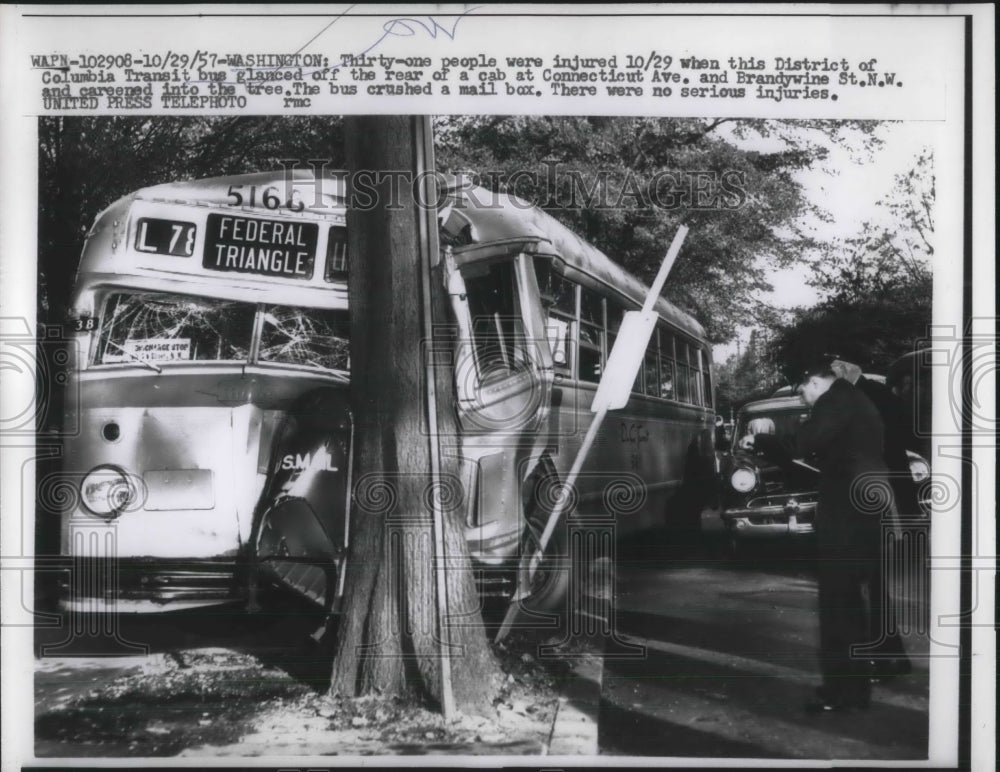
[445,247,553,434]
[444,247,554,560]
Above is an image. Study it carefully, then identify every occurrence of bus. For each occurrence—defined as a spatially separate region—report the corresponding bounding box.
[55,169,715,616]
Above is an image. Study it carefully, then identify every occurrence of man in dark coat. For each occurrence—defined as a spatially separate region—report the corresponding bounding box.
[740,360,892,711]
[832,361,916,678]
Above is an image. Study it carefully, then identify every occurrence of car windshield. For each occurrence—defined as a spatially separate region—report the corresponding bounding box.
[734,407,809,450]
[95,291,349,373]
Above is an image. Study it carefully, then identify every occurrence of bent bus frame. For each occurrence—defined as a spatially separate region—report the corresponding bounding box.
[53,169,715,618]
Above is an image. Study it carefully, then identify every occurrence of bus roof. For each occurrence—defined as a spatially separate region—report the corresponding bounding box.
[444,181,705,340]
[129,170,345,213]
[85,171,706,341]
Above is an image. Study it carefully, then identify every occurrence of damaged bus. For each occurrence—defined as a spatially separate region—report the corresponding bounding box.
[56,170,714,617]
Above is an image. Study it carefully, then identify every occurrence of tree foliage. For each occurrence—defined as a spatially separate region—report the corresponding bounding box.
[435,116,881,342]
[767,147,934,380]
[713,311,787,415]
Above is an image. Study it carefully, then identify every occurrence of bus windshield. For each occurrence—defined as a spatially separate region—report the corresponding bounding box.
[95,291,349,372]
[258,303,350,371]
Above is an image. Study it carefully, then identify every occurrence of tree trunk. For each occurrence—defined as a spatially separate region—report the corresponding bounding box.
[330,116,501,715]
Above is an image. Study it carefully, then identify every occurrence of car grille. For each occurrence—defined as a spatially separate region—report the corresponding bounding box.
[746,492,817,509]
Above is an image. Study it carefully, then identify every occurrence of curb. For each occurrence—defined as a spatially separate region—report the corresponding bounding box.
[546,651,603,756]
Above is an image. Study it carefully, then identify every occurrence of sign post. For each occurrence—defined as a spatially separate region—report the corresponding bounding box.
[495,225,689,642]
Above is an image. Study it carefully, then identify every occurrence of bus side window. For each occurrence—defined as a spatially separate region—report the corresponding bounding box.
[642,330,660,397]
[605,300,625,353]
[693,346,708,406]
[702,351,714,407]
[533,258,575,371]
[659,331,676,400]
[578,287,603,383]
[604,300,634,392]
[534,258,576,315]
[463,261,529,381]
[676,341,692,404]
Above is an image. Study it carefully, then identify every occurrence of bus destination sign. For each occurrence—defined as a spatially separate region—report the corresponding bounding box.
[203,213,318,279]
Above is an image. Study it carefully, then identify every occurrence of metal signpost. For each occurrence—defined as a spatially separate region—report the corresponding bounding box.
[496,225,690,642]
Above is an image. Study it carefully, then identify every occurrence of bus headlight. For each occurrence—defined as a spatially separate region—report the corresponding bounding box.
[729,467,758,493]
[80,466,139,518]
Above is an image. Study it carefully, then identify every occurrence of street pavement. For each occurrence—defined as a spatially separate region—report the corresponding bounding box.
[599,536,931,760]
[29,535,931,761]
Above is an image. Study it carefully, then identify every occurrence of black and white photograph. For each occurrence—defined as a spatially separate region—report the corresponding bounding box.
[1,5,994,771]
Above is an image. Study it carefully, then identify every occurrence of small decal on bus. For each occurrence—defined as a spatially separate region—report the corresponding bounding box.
[280,449,339,472]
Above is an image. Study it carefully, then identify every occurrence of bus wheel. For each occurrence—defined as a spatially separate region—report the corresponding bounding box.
[516,459,571,620]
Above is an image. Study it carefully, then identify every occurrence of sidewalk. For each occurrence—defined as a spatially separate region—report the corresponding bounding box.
[34,626,605,758]
[547,652,604,755]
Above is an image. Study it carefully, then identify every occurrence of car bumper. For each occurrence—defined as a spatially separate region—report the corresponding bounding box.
[722,502,817,539]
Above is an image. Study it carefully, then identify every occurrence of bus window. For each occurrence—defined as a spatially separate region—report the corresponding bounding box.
[640,351,657,396]
[258,306,350,372]
[579,287,603,336]
[578,288,603,383]
[604,300,633,390]
[533,259,575,370]
[96,292,255,365]
[701,350,713,407]
[660,359,676,400]
[545,316,572,369]
[534,259,576,315]
[606,299,625,359]
[643,333,660,397]
[659,331,676,400]
[676,341,692,403]
[691,347,706,406]
[464,261,530,382]
[579,342,602,383]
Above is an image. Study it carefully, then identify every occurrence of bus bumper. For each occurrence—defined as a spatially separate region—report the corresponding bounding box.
[58,558,241,611]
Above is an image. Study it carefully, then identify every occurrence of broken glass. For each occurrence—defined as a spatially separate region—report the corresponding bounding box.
[258,305,350,372]
[96,292,255,364]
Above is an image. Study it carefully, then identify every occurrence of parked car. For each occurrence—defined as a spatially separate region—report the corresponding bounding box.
[720,395,817,549]
[887,350,933,462]
[719,393,930,552]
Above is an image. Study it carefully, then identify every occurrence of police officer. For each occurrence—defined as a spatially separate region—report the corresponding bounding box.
[740,359,892,711]
[831,359,914,679]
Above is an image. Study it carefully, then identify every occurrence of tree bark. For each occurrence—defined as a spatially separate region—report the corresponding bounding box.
[428,262,503,714]
[331,116,501,714]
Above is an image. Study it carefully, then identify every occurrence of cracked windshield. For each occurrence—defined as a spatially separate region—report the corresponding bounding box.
[96,292,349,371]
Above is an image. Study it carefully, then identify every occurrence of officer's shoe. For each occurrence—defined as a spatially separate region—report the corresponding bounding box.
[804,687,871,713]
[869,657,912,682]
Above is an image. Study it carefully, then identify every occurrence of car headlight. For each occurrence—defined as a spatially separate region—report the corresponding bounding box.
[908,455,931,483]
[729,467,758,493]
[80,465,139,518]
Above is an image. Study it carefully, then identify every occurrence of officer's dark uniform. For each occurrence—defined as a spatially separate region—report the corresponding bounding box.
[853,375,916,674]
[756,377,891,707]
